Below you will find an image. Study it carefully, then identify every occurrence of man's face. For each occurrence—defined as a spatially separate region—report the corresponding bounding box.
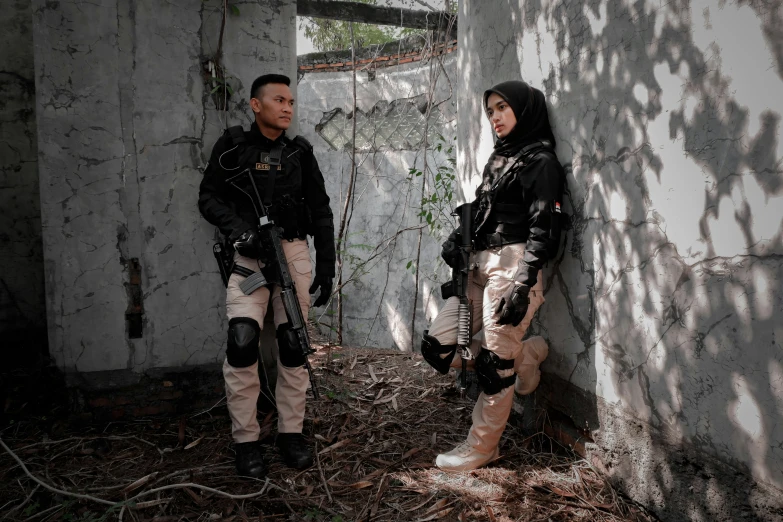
[250,83,294,131]
[486,93,517,139]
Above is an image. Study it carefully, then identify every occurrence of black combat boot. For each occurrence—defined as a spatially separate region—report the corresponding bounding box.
[234,441,267,479]
[276,433,313,469]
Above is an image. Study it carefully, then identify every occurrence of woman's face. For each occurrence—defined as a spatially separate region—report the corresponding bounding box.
[486,93,517,139]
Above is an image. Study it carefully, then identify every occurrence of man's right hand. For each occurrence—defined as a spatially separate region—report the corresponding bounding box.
[233,229,261,259]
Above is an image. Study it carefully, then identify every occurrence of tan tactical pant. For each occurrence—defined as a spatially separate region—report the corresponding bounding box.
[224,239,311,443]
[428,243,545,453]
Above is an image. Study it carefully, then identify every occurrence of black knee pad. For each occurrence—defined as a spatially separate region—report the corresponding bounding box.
[277,323,306,368]
[420,331,457,374]
[475,348,515,395]
[226,317,260,368]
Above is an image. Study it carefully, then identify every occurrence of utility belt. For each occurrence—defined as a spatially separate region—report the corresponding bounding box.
[474,201,529,250]
[477,224,528,250]
[212,238,284,292]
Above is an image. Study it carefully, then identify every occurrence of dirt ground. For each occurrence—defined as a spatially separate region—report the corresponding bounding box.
[0,342,658,522]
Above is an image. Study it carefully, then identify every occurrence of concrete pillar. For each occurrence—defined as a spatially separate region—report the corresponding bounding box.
[32,0,297,374]
[0,0,46,360]
[457,0,783,519]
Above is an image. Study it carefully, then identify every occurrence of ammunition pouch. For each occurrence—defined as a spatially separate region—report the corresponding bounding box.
[440,230,461,268]
[440,280,456,300]
[270,195,309,241]
[232,265,271,295]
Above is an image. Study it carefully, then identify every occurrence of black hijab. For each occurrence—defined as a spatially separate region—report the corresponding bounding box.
[483,81,556,157]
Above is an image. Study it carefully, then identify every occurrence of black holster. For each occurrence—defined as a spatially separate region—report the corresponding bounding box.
[213,240,235,287]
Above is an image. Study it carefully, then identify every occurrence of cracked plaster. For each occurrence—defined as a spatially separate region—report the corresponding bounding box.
[32,0,296,373]
[297,54,457,351]
[1,0,45,342]
[458,0,783,519]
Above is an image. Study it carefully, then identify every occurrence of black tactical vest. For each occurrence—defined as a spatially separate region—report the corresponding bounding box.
[226,126,312,240]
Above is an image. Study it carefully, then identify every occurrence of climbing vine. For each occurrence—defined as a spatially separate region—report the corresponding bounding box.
[316,12,459,349]
[202,0,240,111]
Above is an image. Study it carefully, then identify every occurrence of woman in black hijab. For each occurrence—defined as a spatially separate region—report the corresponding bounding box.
[420,81,565,471]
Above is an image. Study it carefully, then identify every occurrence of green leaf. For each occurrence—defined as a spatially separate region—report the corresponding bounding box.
[230,4,240,15]
[406,260,412,269]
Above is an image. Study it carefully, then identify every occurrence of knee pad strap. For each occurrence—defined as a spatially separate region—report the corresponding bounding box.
[420,331,457,374]
[475,348,515,395]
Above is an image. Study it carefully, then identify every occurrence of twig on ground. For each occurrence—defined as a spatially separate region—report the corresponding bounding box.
[21,504,62,522]
[128,478,270,502]
[315,441,333,504]
[0,343,656,522]
[2,484,40,520]
[0,437,115,506]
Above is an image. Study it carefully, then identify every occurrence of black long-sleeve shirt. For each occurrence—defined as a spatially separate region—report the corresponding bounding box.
[473,149,565,287]
[198,123,336,278]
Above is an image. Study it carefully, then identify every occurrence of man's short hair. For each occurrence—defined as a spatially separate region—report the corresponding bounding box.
[250,74,291,100]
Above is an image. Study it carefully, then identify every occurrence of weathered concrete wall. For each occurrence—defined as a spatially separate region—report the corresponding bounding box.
[458,0,783,520]
[32,0,296,374]
[297,53,456,351]
[0,0,46,356]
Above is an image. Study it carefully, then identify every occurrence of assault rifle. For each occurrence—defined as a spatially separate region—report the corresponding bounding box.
[223,165,320,400]
[452,203,474,395]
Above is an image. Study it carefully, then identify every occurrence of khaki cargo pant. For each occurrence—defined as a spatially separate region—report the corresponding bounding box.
[428,243,545,453]
[224,239,311,443]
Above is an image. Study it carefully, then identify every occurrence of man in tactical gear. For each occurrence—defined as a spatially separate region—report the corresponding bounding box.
[198,74,335,479]
[421,81,563,472]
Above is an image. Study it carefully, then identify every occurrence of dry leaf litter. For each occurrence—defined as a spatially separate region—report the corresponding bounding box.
[0,336,658,522]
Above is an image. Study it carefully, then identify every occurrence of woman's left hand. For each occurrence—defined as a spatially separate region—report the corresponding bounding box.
[495,284,530,326]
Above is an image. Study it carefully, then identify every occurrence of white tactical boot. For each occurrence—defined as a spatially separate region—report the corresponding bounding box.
[435,440,500,472]
[514,336,549,395]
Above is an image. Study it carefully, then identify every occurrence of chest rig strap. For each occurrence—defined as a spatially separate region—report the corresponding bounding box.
[260,144,284,208]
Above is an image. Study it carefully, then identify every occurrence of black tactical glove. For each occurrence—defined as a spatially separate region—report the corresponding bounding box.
[233,229,261,259]
[441,229,462,268]
[495,284,530,326]
[309,274,333,307]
